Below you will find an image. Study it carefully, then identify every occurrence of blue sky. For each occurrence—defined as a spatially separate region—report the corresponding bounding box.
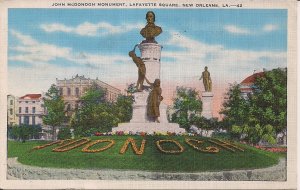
[8,8,287,114]
[9,9,287,54]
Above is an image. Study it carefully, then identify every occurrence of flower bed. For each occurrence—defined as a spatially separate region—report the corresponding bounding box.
[254,146,287,153]
[156,139,184,154]
[82,139,115,153]
[52,138,90,152]
[119,137,146,155]
[185,138,219,153]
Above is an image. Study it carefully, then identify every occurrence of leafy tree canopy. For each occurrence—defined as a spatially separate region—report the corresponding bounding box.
[170,87,202,130]
[220,68,287,145]
[43,84,66,140]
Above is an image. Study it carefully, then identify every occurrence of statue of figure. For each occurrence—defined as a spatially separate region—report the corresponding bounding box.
[129,51,146,92]
[140,11,162,43]
[199,66,212,92]
[145,78,163,123]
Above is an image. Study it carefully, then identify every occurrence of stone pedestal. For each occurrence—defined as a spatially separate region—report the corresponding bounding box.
[201,92,213,119]
[112,123,185,134]
[129,90,169,123]
[111,42,185,134]
[112,89,184,134]
[138,43,162,82]
[129,91,148,123]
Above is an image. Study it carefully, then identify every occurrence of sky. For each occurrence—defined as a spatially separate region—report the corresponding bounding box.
[8,9,287,118]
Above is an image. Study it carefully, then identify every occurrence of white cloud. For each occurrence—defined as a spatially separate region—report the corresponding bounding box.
[40,23,73,33]
[224,25,251,35]
[263,24,279,32]
[9,30,130,68]
[8,62,135,97]
[10,30,39,46]
[9,30,72,65]
[8,30,137,96]
[161,30,286,86]
[40,22,144,37]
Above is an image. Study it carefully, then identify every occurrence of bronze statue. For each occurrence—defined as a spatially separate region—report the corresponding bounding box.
[199,66,212,92]
[140,11,162,43]
[145,78,163,123]
[129,51,146,92]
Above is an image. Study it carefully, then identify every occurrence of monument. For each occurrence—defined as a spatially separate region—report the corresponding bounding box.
[112,11,185,134]
[199,66,213,119]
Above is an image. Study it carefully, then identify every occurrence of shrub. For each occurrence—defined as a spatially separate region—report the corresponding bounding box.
[57,127,72,140]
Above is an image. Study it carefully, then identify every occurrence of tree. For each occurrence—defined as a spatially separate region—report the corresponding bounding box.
[170,87,202,130]
[43,84,66,140]
[113,95,134,122]
[79,82,107,107]
[220,68,287,145]
[71,84,121,136]
[9,124,41,142]
[220,83,250,128]
[249,68,287,135]
[57,127,72,140]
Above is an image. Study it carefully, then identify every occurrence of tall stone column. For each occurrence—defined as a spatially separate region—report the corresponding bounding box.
[138,43,162,82]
[201,92,213,119]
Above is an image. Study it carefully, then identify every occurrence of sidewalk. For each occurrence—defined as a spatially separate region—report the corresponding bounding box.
[7,157,286,181]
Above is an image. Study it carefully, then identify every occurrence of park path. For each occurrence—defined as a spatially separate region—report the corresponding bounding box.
[7,157,286,181]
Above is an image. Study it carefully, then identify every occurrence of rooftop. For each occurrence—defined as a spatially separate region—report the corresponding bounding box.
[240,72,265,85]
[19,94,42,99]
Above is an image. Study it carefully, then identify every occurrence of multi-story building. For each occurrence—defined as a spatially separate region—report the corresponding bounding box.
[240,72,265,99]
[7,95,19,126]
[17,94,46,126]
[56,75,121,114]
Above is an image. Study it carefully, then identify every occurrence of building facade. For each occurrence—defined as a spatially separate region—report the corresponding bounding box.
[240,72,264,99]
[7,95,19,126]
[17,94,45,126]
[56,75,121,114]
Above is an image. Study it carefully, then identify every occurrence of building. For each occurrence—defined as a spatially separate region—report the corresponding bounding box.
[17,94,46,126]
[240,72,265,99]
[7,95,19,126]
[56,75,121,114]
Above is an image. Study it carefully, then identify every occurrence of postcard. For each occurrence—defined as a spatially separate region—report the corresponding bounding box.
[0,0,297,189]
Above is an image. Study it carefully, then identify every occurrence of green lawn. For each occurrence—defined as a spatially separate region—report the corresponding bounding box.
[7,136,282,172]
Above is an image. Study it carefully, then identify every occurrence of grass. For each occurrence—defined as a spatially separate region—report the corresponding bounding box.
[7,136,283,172]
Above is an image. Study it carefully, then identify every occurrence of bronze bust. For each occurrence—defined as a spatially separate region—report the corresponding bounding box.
[140,11,162,43]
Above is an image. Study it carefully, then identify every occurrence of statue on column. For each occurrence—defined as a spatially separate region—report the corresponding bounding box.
[199,66,212,92]
[140,11,162,43]
[129,51,146,92]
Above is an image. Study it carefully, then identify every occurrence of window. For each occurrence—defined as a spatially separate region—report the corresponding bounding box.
[60,88,63,95]
[75,87,79,97]
[19,107,21,113]
[19,116,21,125]
[24,116,29,125]
[10,100,13,105]
[75,103,79,109]
[33,101,35,103]
[25,107,29,113]
[32,116,35,125]
[25,101,28,103]
[32,107,36,113]
[67,88,71,96]
[10,108,13,115]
